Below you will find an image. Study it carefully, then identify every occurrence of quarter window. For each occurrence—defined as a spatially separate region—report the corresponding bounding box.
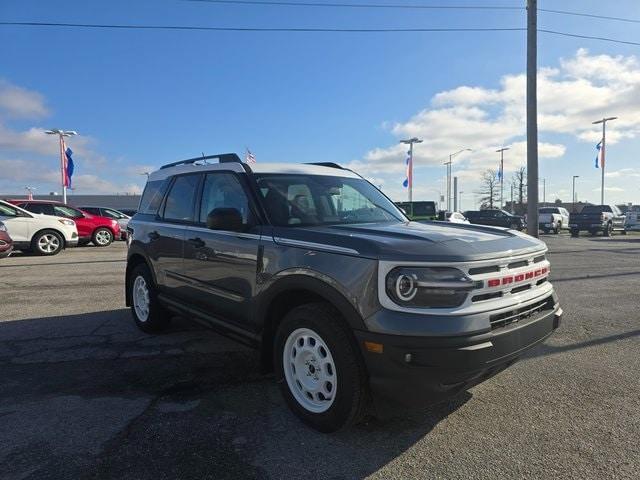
[163,174,200,222]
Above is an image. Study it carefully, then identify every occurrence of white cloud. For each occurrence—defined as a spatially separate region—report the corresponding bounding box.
[0,79,49,119]
[354,49,640,203]
[605,168,640,178]
[592,186,624,193]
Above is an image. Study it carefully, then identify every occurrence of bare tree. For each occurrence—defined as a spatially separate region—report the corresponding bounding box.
[511,167,527,206]
[478,169,500,209]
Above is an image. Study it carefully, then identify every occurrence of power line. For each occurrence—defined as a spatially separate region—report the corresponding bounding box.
[0,22,525,33]
[539,8,640,25]
[539,29,640,47]
[188,0,523,10]
[1,21,640,47]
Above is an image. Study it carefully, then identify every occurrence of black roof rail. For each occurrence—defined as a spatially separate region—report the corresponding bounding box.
[305,162,344,170]
[160,153,242,170]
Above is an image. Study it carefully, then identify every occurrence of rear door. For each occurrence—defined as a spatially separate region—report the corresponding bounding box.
[181,171,261,327]
[150,173,201,293]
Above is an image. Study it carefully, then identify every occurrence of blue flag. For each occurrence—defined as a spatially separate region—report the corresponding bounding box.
[64,147,74,188]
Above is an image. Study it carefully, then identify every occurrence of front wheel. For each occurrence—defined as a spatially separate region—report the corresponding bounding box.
[128,264,170,333]
[274,303,369,433]
[92,228,113,247]
[554,222,561,234]
[604,223,613,237]
[31,230,64,256]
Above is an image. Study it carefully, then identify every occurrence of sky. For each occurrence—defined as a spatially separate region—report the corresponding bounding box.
[1,0,640,208]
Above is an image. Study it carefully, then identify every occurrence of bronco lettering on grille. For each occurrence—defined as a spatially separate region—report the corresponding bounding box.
[485,266,548,288]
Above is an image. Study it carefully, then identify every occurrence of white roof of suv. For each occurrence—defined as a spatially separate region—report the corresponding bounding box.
[149,161,361,182]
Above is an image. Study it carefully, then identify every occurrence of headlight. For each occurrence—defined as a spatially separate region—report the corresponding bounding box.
[385,267,475,308]
[58,219,75,226]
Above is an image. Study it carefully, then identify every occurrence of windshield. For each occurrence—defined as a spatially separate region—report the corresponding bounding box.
[254,174,406,227]
[539,208,558,214]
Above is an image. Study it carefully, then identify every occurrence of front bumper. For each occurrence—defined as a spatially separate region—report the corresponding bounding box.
[66,239,79,248]
[356,300,562,414]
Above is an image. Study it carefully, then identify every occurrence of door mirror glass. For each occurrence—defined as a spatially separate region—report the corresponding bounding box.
[206,208,243,232]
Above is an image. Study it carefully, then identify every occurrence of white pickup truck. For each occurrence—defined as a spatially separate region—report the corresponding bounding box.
[625,210,640,232]
[539,207,570,234]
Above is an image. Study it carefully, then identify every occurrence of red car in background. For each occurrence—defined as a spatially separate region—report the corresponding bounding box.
[7,200,120,247]
[0,221,12,258]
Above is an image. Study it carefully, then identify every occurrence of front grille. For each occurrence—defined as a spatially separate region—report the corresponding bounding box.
[489,297,553,330]
[469,265,500,275]
[508,260,529,269]
[533,255,546,263]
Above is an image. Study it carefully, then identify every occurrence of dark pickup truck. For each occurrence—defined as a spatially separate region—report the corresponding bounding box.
[569,205,626,237]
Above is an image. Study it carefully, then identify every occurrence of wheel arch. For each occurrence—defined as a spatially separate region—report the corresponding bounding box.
[257,274,367,373]
[125,252,155,306]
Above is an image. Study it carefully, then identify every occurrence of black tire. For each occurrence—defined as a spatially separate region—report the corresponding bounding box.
[510,222,518,230]
[92,228,113,247]
[589,230,597,236]
[542,229,549,234]
[31,230,64,256]
[554,222,561,234]
[604,223,613,237]
[128,263,170,333]
[274,302,369,433]
[571,229,579,237]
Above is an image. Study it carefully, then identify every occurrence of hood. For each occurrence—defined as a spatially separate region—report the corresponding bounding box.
[271,221,546,262]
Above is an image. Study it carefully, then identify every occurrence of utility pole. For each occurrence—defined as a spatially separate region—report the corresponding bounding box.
[453,176,458,212]
[526,0,539,237]
[510,184,514,213]
[496,147,509,209]
[45,129,77,204]
[572,175,579,212]
[592,116,617,205]
[445,148,471,212]
[542,178,546,204]
[459,191,464,211]
[400,137,423,217]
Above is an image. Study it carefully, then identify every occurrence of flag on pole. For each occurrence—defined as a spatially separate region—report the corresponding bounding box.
[595,139,604,168]
[402,154,412,188]
[497,165,503,180]
[62,139,74,188]
[245,148,256,163]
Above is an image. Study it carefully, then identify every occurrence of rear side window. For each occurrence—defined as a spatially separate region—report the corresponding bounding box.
[81,207,100,216]
[199,173,251,225]
[139,179,170,215]
[162,174,200,222]
[23,203,55,215]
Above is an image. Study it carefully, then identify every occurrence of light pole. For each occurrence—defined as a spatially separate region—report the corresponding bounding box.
[45,129,77,204]
[572,175,579,212]
[542,178,546,204]
[496,147,510,209]
[444,148,471,212]
[400,137,423,217]
[459,190,464,212]
[592,116,617,205]
[25,186,36,201]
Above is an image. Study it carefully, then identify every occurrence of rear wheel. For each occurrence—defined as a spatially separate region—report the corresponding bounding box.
[31,230,64,256]
[554,222,561,234]
[274,303,369,433]
[128,264,170,333]
[92,228,113,247]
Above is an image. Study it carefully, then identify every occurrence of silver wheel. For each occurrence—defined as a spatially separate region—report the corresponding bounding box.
[133,276,150,323]
[283,328,337,413]
[37,233,61,254]
[94,229,112,246]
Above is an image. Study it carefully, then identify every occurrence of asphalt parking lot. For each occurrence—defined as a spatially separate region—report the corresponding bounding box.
[1,234,639,480]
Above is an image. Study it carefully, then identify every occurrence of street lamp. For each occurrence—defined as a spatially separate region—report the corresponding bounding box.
[45,129,77,204]
[444,148,472,212]
[592,116,617,205]
[400,137,423,217]
[572,175,580,212]
[459,190,464,212]
[496,146,510,208]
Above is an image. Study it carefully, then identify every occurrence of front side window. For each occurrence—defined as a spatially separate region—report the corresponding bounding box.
[199,173,251,226]
[163,174,200,222]
[53,205,83,218]
[81,207,100,216]
[255,174,405,227]
[0,203,19,217]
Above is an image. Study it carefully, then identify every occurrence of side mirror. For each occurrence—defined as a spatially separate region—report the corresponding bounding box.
[206,208,243,232]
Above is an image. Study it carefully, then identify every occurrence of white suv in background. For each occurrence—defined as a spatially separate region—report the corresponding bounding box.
[0,200,79,255]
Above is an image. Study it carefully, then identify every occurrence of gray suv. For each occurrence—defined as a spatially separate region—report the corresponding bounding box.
[125,154,562,432]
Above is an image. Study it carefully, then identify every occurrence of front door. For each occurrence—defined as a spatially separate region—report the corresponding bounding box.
[0,203,32,244]
[181,172,261,328]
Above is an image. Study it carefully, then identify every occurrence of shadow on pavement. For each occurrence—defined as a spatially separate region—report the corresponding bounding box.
[527,329,640,360]
[552,270,640,283]
[0,309,469,480]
